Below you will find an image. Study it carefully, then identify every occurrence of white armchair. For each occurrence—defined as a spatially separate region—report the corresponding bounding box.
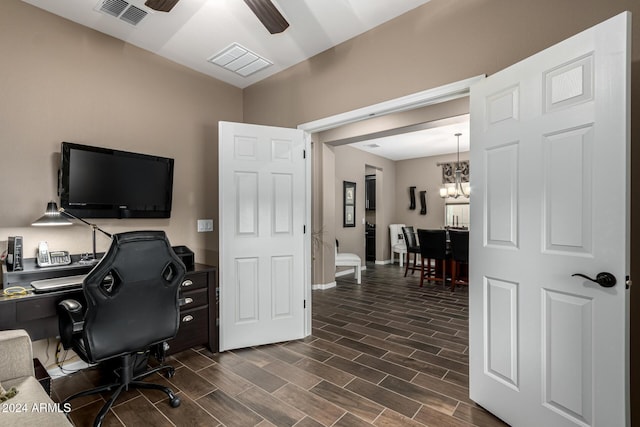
[335,240,362,284]
[389,224,407,266]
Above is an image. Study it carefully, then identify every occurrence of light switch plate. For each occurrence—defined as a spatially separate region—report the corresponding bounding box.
[197,219,214,232]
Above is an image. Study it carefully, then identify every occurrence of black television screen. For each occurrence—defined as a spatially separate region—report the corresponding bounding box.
[59,142,174,218]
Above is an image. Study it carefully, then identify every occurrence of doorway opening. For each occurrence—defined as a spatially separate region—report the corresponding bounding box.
[299,75,483,331]
[364,165,379,265]
[320,113,471,280]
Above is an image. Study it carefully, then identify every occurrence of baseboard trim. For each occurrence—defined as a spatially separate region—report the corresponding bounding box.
[312,281,337,290]
[335,265,366,278]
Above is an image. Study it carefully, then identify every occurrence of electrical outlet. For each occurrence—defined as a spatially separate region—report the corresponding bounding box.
[197,219,214,232]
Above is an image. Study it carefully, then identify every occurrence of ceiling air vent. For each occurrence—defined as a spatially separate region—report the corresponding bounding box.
[96,0,148,26]
[207,43,272,77]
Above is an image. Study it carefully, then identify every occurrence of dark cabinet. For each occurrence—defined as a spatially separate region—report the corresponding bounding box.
[366,227,376,261]
[168,264,218,354]
[365,175,376,210]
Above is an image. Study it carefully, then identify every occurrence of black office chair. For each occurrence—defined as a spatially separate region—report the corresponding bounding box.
[417,229,449,288]
[401,226,421,277]
[449,229,469,291]
[57,231,185,427]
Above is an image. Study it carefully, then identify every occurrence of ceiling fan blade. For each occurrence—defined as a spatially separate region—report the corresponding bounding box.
[243,0,290,34]
[144,0,180,12]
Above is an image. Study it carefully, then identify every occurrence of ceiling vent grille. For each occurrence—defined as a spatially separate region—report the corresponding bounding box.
[96,0,148,26]
[207,43,272,77]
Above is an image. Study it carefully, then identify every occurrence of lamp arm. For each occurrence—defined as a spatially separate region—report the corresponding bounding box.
[58,208,113,238]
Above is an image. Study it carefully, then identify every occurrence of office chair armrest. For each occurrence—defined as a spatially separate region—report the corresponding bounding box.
[57,299,85,349]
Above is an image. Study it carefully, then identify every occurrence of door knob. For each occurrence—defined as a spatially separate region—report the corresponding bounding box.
[571,272,616,288]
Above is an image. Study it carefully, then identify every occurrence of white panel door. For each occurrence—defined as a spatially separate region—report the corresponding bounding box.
[469,12,630,427]
[219,121,308,351]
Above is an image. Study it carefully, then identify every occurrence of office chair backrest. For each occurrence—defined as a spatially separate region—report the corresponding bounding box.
[417,229,448,260]
[82,231,186,362]
[402,226,418,251]
[449,230,469,262]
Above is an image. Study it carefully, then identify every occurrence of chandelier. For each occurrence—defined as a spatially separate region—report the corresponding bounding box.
[439,133,470,199]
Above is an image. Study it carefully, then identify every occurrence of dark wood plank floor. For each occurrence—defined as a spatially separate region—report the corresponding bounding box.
[52,264,508,426]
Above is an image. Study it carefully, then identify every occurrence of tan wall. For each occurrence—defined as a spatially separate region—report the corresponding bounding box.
[312,142,336,286]
[395,152,470,230]
[244,0,640,127]
[333,145,396,264]
[243,0,640,419]
[0,0,242,268]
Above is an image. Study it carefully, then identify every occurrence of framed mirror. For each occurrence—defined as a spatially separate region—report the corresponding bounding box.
[445,203,470,228]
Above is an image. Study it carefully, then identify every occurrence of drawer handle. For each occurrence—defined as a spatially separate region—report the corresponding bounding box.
[181,280,193,287]
[183,297,194,305]
[182,314,194,323]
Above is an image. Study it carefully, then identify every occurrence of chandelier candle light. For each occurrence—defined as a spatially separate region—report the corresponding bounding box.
[439,133,470,199]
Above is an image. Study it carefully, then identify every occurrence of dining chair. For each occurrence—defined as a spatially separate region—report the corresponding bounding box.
[389,224,407,266]
[401,226,421,277]
[416,229,449,287]
[448,229,469,291]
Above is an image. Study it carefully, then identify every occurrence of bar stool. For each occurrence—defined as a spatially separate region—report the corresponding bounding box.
[448,229,469,291]
[401,226,420,276]
[417,229,449,287]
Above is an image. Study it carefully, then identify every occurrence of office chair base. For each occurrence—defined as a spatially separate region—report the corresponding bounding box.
[62,362,180,427]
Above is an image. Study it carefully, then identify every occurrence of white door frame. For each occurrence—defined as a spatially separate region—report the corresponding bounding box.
[297,74,485,336]
[298,76,485,134]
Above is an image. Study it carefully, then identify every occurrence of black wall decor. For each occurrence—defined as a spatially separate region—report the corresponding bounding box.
[419,191,427,215]
[409,186,416,210]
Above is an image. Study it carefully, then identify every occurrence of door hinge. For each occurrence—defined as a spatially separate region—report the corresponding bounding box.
[626,275,632,290]
[304,225,306,233]
[303,299,306,309]
[303,149,306,159]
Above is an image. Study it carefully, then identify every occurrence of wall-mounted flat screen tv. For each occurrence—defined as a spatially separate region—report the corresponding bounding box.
[59,142,174,219]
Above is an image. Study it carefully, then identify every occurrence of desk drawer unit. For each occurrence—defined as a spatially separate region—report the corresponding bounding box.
[167,268,215,355]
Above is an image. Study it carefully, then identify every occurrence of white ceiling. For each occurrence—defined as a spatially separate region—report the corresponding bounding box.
[22,0,433,89]
[348,115,470,161]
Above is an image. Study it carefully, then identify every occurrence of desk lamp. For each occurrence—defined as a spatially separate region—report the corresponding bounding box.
[32,201,112,264]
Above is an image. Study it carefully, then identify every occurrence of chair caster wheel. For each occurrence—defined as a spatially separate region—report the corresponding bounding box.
[170,396,181,408]
[165,368,175,378]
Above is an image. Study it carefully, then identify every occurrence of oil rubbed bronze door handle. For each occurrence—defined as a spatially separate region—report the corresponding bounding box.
[571,272,617,288]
